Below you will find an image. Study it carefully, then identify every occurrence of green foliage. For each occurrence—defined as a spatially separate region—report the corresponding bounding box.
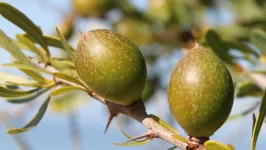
[251,89,266,150]
[204,140,234,150]
[7,96,50,134]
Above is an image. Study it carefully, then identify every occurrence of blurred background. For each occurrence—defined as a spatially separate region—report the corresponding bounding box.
[0,0,266,149]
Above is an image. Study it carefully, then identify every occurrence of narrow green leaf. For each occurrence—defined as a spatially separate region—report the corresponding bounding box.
[250,29,266,55]
[119,127,132,139]
[0,86,39,97]
[113,138,151,146]
[56,27,74,58]
[51,58,75,70]
[16,34,46,61]
[7,96,50,134]
[236,81,263,98]
[1,63,52,74]
[205,140,231,150]
[0,2,49,56]
[167,146,177,150]
[0,72,40,87]
[206,29,234,64]
[0,29,32,65]
[150,114,180,135]
[53,73,87,90]
[225,41,260,57]
[20,69,46,82]
[51,86,81,96]
[24,34,75,51]
[251,89,266,150]
[5,88,50,103]
[252,113,256,133]
[227,144,235,150]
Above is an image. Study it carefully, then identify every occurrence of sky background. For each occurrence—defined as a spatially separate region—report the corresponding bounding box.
[0,0,266,150]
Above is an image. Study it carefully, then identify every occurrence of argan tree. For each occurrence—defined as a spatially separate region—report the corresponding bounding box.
[0,1,266,150]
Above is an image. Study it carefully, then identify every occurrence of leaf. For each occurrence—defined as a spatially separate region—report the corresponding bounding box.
[0,86,39,97]
[251,89,266,150]
[55,27,74,58]
[225,41,260,58]
[19,69,46,82]
[0,29,32,65]
[167,146,177,150]
[24,34,75,51]
[7,96,50,134]
[0,2,49,56]
[51,58,75,70]
[16,34,46,61]
[150,114,180,135]
[252,113,256,133]
[53,73,87,90]
[227,144,235,150]
[1,63,52,74]
[50,86,81,96]
[113,138,151,146]
[0,72,54,88]
[236,81,263,97]
[5,88,50,103]
[206,29,234,64]
[205,140,233,150]
[250,29,266,55]
[118,127,133,139]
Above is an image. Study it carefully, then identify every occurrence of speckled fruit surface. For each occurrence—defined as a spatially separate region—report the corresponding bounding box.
[168,45,234,137]
[75,29,147,106]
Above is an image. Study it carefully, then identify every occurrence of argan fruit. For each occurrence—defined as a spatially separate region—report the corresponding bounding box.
[168,44,234,138]
[114,18,153,45]
[71,0,111,17]
[145,0,171,24]
[75,29,147,106]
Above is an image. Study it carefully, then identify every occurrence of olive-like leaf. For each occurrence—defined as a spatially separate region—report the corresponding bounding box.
[150,114,180,135]
[250,29,266,55]
[19,69,46,82]
[0,2,49,56]
[1,63,52,74]
[225,41,260,58]
[16,34,46,61]
[206,29,234,64]
[205,140,233,150]
[53,73,87,90]
[0,29,32,65]
[251,89,266,150]
[50,86,81,96]
[23,34,75,51]
[236,81,263,97]
[113,138,152,146]
[0,86,39,97]
[0,72,40,86]
[51,58,75,70]
[7,96,50,134]
[118,127,133,139]
[55,27,74,58]
[5,88,50,103]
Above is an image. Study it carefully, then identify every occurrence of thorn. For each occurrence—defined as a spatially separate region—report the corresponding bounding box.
[104,113,116,134]
[125,132,153,143]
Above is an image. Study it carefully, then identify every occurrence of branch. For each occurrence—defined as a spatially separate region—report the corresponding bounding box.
[30,58,190,150]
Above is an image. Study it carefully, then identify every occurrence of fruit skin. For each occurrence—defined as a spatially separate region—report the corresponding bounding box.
[168,45,234,138]
[75,29,147,106]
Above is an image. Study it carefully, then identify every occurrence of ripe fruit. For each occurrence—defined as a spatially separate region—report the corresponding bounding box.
[75,29,147,106]
[168,44,234,138]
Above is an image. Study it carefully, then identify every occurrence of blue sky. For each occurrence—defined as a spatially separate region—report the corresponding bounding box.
[0,0,266,150]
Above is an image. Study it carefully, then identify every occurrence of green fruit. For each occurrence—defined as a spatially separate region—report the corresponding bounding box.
[71,0,110,17]
[114,18,153,45]
[146,0,171,23]
[168,45,234,138]
[75,29,147,106]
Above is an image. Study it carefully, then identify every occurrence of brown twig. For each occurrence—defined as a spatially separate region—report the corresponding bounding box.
[29,57,192,150]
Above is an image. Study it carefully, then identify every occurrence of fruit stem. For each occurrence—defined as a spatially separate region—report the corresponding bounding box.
[187,136,209,150]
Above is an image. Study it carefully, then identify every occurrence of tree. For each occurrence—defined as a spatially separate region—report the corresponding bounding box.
[0,1,266,150]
